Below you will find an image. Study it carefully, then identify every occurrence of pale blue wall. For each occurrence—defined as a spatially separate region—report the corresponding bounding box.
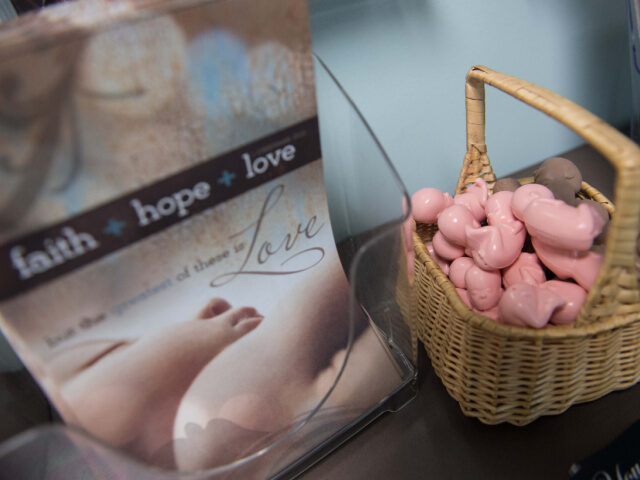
[310,0,632,199]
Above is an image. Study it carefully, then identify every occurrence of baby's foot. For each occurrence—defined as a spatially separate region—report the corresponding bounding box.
[190,298,264,348]
[58,298,262,463]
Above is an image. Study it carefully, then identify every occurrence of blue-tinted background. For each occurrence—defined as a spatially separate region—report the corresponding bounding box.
[310,0,631,197]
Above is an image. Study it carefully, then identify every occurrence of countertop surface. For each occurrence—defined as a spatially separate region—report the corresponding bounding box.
[303,350,640,479]
[302,143,640,479]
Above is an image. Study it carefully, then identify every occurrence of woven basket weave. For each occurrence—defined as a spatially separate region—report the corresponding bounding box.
[413,65,640,426]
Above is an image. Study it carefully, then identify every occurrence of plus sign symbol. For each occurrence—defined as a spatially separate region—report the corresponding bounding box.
[103,218,126,237]
[217,170,236,187]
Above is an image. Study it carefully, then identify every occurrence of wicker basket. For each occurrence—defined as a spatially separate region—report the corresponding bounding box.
[413,65,640,426]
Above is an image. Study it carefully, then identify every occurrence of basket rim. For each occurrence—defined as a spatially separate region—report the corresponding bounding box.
[412,180,637,339]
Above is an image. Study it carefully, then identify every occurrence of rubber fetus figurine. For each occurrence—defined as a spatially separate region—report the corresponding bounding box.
[453,178,489,222]
[511,182,605,251]
[412,180,487,261]
[522,197,606,252]
[511,184,554,221]
[455,285,500,321]
[485,191,520,226]
[426,241,451,275]
[437,204,480,247]
[434,194,485,259]
[465,264,503,311]
[411,188,454,224]
[493,177,521,193]
[542,280,587,325]
[498,282,565,329]
[432,231,465,261]
[511,182,605,288]
[449,256,475,288]
[415,194,479,262]
[465,191,526,270]
[531,237,603,290]
[534,157,583,197]
[544,180,578,206]
[465,222,526,270]
[502,252,546,289]
[498,279,586,327]
[411,179,494,227]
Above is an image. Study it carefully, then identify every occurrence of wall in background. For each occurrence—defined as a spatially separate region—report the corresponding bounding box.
[310,0,632,201]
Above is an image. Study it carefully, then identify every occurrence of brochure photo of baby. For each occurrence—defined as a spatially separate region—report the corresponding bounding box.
[0,0,407,477]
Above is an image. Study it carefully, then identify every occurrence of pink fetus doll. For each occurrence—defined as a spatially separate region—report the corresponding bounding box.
[453,178,489,222]
[512,183,604,290]
[449,256,475,288]
[434,200,483,261]
[437,204,480,247]
[498,282,565,329]
[455,286,499,321]
[513,182,604,251]
[432,231,465,261]
[411,188,461,265]
[458,287,500,321]
[451,258,501,320]
[485,191,519,226]
[465,264,503,311]
[522,198,606,252]
[498,279,587,327]
[511,184,554,221]
[465,223,526,270]
[531,237,603,290]
[542,280,587,325]
[412,180,488,262]
[411,188,454,224]
[502,252,546,288]
[465,190,527,270]
[426,241,451,275]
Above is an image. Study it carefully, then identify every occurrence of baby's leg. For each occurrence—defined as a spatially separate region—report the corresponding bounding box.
[173,259,368,470]
[58,299,262,463]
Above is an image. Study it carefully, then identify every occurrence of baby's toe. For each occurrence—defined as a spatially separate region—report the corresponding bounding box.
[223,307,263,338]
[197,298,232,319]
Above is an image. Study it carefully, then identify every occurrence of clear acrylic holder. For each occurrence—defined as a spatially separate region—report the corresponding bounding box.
[0,53,416,479]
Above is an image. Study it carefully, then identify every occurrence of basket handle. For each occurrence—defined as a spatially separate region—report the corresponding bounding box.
[462,65,640,324]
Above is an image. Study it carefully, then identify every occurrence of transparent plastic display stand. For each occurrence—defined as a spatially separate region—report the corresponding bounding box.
[0,55,417,479]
